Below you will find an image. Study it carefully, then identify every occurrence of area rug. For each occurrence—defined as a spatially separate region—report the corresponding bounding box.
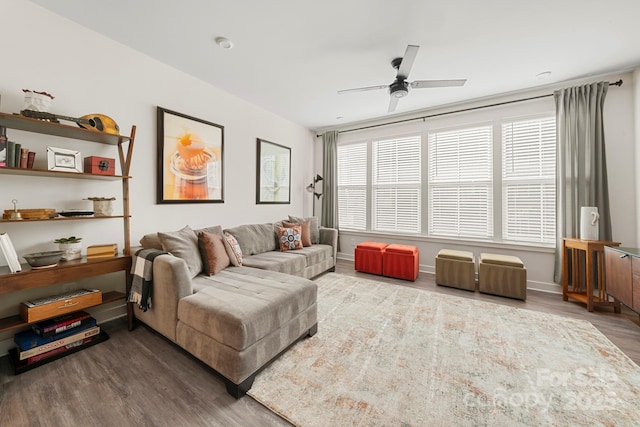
[248,273,640,426]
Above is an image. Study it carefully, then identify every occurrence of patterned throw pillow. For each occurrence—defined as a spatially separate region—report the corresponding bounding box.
[198,231,230,275]
[283,220,311,247]
[278,226,303,251]
[223,232,243,266]
[288,215,320,244]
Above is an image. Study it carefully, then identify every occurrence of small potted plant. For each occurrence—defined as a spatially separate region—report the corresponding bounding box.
[86,196,116,217]
[54,236,82,261]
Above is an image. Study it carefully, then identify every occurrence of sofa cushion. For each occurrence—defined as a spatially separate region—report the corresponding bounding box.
[241,251,307,275]
[178,267,317,352]
[277,225,303,251]
[286,244,333,267]
[288,215,319,244]
[225,223,277,255]
[223,232,243,266]
[158,225,202,278]
[198,231,230,275]
[283,220,311,247]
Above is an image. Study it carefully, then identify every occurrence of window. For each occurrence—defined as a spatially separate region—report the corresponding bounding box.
[502,117,556,243]
[428,126,493,238]
[337,142,367,230]
[336,109,556,246]
[372,136,421,233]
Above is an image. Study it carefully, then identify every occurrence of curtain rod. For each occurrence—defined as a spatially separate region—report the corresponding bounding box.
[317,79,623,137]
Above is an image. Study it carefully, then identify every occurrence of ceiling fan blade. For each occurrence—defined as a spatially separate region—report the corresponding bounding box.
[337,84,389,95]
[411,79,467,88]
[396,45,419,78]
[388,96,400,113]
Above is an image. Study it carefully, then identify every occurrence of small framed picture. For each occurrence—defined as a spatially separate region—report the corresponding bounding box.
[47,146,82,172]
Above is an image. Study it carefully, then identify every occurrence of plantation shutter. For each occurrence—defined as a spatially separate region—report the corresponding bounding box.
[502,117,556,243]
[337,142,367,230]
[428,126,493,238]
[372,135,421,233]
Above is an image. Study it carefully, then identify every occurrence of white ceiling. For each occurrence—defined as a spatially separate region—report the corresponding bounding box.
[31,0,640,131]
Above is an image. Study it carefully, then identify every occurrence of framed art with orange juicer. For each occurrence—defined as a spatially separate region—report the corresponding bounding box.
[156,107,224,203]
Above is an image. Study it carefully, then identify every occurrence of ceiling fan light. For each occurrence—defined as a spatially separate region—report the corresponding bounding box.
[393,89,408,98]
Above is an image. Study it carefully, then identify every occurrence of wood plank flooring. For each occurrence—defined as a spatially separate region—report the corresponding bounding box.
[1,259,639,426]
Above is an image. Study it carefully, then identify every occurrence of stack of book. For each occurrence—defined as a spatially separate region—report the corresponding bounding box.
[86,243,118,259]
[10,311,106,373]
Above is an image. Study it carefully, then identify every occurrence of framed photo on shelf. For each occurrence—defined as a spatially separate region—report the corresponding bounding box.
[256,138,291,204]
[156,107,224,204]
[46,146,82,172]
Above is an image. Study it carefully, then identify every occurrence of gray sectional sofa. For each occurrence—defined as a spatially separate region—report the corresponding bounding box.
[132,219,337,397]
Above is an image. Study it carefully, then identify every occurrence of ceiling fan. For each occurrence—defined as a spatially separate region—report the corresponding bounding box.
[338,45,467,113]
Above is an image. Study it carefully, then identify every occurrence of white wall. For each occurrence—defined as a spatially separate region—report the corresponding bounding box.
[333,72,638,293]
[0,1,315,353]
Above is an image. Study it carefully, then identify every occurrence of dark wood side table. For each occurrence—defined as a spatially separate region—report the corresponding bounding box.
[561,237,620,312]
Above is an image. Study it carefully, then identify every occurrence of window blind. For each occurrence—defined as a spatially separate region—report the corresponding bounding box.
[428,126,493,238]
[337,142,367,230]
[372,136,421,233]
[502,117,556,243]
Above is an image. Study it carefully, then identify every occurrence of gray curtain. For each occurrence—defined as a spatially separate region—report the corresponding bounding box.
[321,131,338,228]
[553,81,611,283]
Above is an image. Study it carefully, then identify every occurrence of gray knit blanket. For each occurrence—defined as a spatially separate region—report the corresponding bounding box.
[128,248,168,312]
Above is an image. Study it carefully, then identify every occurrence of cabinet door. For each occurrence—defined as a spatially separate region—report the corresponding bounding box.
[604,247,633,308]
[632,257,640,311]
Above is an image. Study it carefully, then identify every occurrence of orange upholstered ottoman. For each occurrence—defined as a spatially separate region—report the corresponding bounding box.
[383,244,419,281]
[355,242,388,275]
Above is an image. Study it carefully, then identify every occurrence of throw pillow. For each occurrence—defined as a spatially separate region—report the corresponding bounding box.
[157,225,202,278]
[139,233,163,250]
[223,232,243,266]
[198,231,230,275]
[283,220,311,247]
[278,225,303,251]
[288,215,320,244]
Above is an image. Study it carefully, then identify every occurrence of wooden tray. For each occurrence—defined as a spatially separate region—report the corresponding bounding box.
[3,208,57,220]
[20,289,102,323]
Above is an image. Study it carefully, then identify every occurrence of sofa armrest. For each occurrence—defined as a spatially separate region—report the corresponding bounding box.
[134,254,193,342]
[319,227,338,263]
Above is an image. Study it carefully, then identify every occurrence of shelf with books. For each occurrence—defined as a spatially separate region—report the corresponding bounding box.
[0,166,130,180]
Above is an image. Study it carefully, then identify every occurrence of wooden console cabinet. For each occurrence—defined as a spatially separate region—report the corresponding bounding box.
[604,246,640,313]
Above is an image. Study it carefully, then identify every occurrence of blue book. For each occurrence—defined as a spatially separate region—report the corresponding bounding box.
[14,317,97,351]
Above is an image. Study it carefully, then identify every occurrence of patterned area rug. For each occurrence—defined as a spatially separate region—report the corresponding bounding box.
[248,273,640,426]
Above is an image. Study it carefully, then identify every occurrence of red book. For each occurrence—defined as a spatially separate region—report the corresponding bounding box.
[31,311,92,337]
[26,151,35,169]
[19,148,29,168]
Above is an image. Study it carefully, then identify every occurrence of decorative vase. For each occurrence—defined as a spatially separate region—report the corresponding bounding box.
[580,206,600,241]
[93,200,114,217]
[58,242,82,261]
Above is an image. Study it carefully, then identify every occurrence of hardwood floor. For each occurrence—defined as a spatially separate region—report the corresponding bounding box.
[1,259,639,426]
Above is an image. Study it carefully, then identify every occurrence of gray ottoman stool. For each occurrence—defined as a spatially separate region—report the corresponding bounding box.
[435,249,476,291]
[478,253,527,300]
